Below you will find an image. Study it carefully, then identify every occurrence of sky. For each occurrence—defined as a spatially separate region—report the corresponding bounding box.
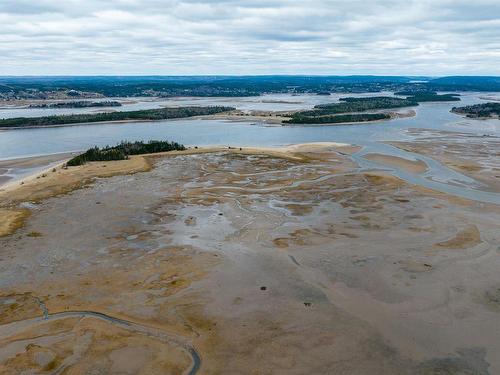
[0,0,499,76]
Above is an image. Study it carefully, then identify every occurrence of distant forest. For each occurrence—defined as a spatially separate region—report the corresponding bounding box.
[0,106,234,128]
[0,76,499,100]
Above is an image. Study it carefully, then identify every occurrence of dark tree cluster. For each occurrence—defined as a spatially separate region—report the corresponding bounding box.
[451,102,500,118]
[0,106,234,128]
[284,96,415,124]
[67,140,186,166]
[284,94,461,124]
[402,93,460,102]
[284,113,390,124]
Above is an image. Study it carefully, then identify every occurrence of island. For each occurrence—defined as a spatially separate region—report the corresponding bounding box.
[284,94,461,125]
[29,100,122,108]
[395,91,461,102]
[67,140,187,166]
[451,102,500,118]
[283,96,415,124]
[0,106,235,129]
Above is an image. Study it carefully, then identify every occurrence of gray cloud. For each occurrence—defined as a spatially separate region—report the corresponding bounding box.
[0,0,498,75]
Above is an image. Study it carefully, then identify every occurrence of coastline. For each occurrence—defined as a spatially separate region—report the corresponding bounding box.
[0,152,78,188]
[0,108,417,131]
[1,139,499,374]
[0,142,354,237]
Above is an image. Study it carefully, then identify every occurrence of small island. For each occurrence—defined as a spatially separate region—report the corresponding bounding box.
[29,100,122,109]
[283,96,415,124]
[451,102,500,119]
[67,140,186,166]
[0,106,235,129]
[395,91,461,102]
[284,93,461,125]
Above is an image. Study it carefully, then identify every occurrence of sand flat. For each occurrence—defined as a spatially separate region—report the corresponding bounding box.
[363,153,428,173]
[388,131,500,193]
[0,144,499,374]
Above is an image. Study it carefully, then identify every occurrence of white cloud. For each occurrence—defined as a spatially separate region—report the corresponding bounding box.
[0,0,498,75]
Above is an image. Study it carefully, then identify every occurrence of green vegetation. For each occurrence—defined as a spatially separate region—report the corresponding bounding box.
[0,76,498,101]
[284,113,390,124]
[451,102,500,118]
[404,93,460,102]
[67,140,186,166]
[284,96,414,124]
[0,106,234,128]
[394,90,437,96]
[284,93,461,124]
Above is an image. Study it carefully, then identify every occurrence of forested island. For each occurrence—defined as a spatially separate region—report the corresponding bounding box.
[0,106,234,128]
[398,92,461,102]
[29,101,122,109]
[284,93,461,124]
[284,97,415,124]
[284,113,390,124]
[67,140,186,166]
[451,102,500,118]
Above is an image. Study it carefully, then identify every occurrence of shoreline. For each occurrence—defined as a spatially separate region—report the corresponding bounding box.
[0,108,417,131]
[0,152,78,189]
[0,142,354,237]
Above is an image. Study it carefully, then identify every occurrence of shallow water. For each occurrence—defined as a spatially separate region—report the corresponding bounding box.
[0,92,380,119]
[0,92,499,203]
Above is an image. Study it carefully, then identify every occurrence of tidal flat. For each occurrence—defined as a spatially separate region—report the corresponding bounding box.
[0,143,499,374]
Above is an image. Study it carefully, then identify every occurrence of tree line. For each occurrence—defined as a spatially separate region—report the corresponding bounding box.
[0,106,235,128]
[67,140,187,166]
[284,94,461,125]
[451,102,500,118]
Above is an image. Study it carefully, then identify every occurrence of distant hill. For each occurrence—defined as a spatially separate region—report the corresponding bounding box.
[0,75,498,99]
[428,76,500,91]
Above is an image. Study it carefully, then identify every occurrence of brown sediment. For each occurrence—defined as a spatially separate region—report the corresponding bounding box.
[0,208,30,237]
[388,133,500,193]
[0,144,499,374]
[0,143,350,237]
[0,156,152,237]
[434,224,482,249]
[363,153,428,174]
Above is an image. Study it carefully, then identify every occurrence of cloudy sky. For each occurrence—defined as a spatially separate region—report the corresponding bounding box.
[1,0,499,76]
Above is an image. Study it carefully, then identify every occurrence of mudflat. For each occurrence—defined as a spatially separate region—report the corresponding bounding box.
[389,129,500,192]
[0,143,499,374]
[362,153,428,174]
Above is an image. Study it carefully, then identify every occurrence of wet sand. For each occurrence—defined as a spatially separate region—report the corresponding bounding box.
[388,130,500,192]
[0,152,77,187]
[362,153,428,174]
[0,143,499,374]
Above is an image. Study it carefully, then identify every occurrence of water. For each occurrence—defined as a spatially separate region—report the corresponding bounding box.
[0,92,499,203]
[0,92,398,119]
